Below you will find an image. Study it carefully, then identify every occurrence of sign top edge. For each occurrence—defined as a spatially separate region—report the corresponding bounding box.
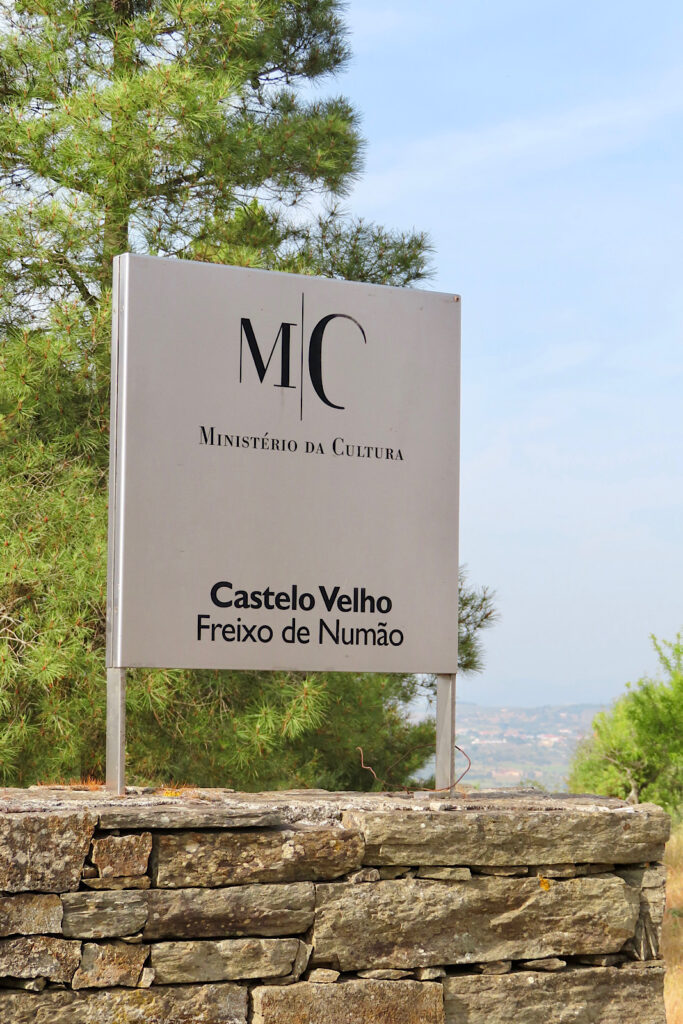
[113,251,461,304]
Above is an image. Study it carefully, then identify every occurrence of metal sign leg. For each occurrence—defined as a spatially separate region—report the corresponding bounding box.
[106,667,126,794]
[435,673,456,790]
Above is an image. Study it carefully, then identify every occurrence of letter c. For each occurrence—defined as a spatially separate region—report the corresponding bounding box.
[308,314,367,410]
[211,581,233,607]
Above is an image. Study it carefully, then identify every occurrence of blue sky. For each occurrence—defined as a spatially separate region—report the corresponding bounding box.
[330,1,683,706]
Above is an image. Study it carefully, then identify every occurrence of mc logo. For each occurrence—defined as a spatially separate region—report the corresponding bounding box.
[239,309,367,418]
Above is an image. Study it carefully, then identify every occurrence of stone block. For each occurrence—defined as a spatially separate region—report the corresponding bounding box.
[292,940,312,980]
[619,958,663,970]
[306,968,340,983]
[416,967,447,979]
[521,957,566,971]
[72,940,149,989]
[0,811,96,893]
[475,865,528,875]
[343,803,670,865]
[252,980,444,1024]
[91,832,152,877]
[0,936,81,982]
[62,890,148,938]
[150,937,307,983]
[533,863,615,878]
[443,966,666,1024]
[531,863,579,878]
[617,864,666,889]
[357,968,414,979]
[417,866,471,880]
[619,864,666,960]
[152,827,363,887]
[99,804,283,830]
[345,868,380,882]
[143,882,314,939]
[578,954,623,966]
[0,894,62,936]
[476,960,511,974]
[83,875,151,889]
[312,876,640,971]
[0,982,248,1023]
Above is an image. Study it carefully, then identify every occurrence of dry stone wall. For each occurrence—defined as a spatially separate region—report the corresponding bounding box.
[0,787,670,1023]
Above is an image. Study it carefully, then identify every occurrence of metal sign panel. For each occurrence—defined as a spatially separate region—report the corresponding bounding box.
[107,254,460,673]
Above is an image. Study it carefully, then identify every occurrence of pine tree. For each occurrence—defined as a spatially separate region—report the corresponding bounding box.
[0,0,490,787]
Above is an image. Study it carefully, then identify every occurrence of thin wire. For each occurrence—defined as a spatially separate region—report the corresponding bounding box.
[356,744,472,793]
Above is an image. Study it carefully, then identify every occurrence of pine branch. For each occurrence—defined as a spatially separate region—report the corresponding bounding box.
[52,252,98,308]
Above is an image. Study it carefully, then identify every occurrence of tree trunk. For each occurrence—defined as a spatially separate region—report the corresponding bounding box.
[102,0,133,283]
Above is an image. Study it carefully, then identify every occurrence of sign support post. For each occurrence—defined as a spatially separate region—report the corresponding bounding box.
[106,668,126,794]
[435,673,456,790]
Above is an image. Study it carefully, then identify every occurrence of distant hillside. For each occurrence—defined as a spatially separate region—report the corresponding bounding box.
[418,702,606,792]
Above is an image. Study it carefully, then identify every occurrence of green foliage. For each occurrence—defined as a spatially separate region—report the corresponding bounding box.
[191,202,433,287]
[453,568,497,676]
[568,632,683,816]
[0,0,489,788]
[123,669,435,790]
[0,301,111,784]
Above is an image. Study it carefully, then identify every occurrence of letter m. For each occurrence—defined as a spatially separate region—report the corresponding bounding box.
[240,319,296,388]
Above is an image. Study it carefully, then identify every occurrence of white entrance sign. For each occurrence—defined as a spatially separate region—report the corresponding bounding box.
[107,254,460,677]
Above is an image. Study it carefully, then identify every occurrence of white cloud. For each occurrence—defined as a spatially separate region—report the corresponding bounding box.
[353,70,683,206]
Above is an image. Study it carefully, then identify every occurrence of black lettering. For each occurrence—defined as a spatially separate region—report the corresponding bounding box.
[341,625,355,646]
[319,585,340,612]
[240,319,296,388]
[308,314,367,410]
[297,625,310,644]
[319,617,340,644]
[283,618,297,643]
[210,581,232,607]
